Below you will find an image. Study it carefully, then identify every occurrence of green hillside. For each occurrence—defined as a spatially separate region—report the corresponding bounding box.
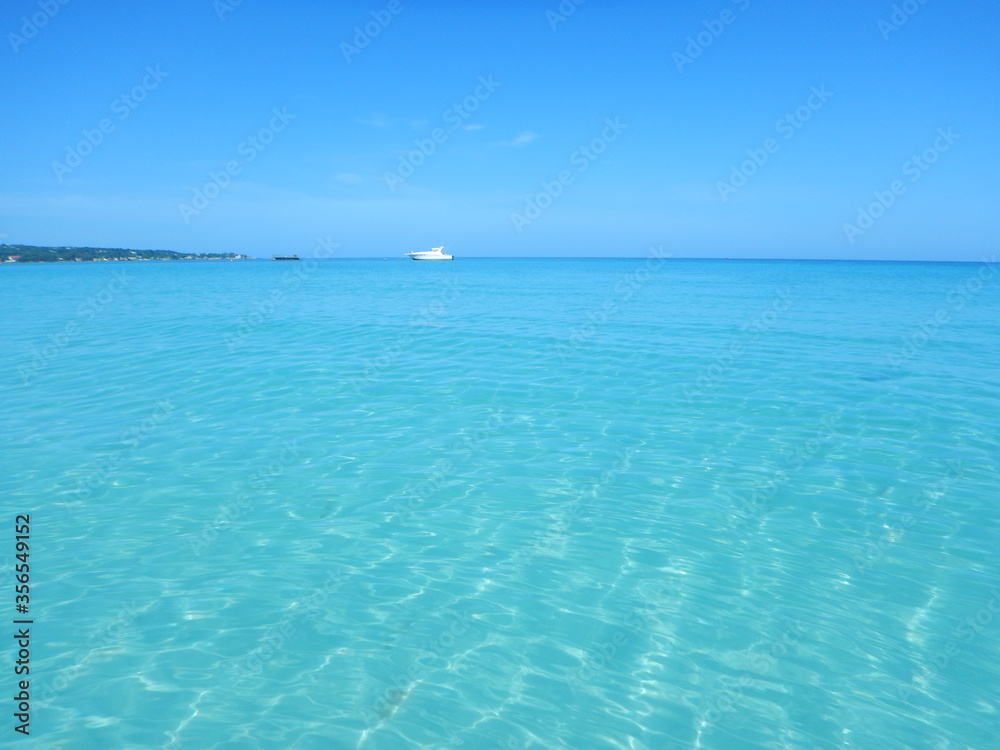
[1,244,252,263]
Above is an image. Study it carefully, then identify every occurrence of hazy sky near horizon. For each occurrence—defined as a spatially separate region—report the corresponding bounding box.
[2,0,998,260]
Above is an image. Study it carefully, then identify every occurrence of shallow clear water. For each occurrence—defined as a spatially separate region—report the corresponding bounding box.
[2,257,999,749]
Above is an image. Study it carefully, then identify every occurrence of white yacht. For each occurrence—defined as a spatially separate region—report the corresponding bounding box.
[405,246,453,261]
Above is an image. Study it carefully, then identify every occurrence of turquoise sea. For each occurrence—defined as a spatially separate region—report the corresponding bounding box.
[2,256,999,750]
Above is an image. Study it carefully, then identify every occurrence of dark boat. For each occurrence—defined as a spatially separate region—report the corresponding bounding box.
[270,255,300,261]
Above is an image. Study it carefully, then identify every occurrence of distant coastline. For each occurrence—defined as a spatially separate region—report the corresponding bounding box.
[1,244,252,263]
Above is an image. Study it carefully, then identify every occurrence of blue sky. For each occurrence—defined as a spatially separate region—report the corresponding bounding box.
[2,0,998,259]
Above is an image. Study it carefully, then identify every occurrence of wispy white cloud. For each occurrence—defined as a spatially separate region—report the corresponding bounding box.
[493,130,539,147]
[333,173,364,185]
[464,124,484,131]
[357,113,390,130]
